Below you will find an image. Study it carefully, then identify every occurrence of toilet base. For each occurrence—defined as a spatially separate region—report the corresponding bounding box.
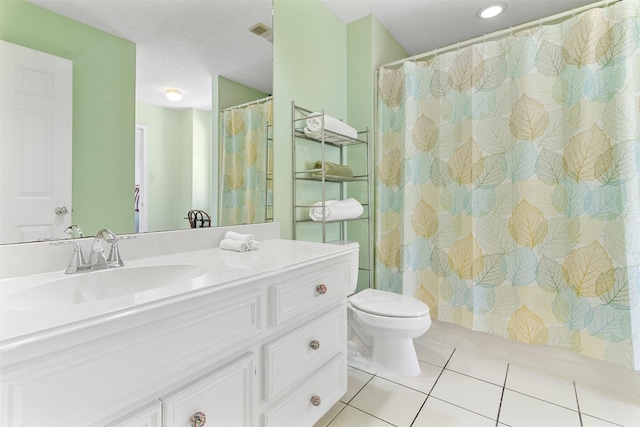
[371,336,421,376]
[348,336,421,377]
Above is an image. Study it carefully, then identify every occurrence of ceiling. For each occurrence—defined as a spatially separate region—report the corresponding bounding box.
[26,0,603,111]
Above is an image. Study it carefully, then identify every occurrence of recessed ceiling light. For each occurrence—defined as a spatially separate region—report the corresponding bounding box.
[477,2,507,19]
[166,88,182,102]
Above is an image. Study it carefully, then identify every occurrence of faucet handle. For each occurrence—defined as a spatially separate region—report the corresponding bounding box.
[51,240,87,274]
[106,235,135,268]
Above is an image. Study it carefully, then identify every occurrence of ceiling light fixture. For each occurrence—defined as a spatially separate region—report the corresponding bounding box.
[477,2,507,19]
[166,88,182,102]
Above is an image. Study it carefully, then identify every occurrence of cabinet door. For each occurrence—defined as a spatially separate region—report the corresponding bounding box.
[162,354,255,427]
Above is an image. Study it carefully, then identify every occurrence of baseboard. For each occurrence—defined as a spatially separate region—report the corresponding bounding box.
[417,320,640,402]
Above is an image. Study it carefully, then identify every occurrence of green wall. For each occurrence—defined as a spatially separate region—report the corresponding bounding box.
[136,103,212,233]
[0,0,136,236]
[346,16,408,291]
[272,0,348,239]
[211,76,269,225]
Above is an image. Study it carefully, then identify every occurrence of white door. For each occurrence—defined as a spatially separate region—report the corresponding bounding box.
[0,40,72,243]
[135,124,148,233]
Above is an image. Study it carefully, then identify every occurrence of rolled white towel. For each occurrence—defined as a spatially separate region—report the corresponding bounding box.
[220,239,249,252]
[305,113,358,141]
[224,231,254,243]
[309,198,364,222]
[248,240,260,251]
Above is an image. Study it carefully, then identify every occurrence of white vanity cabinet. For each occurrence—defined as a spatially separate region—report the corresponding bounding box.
[0,239,358,427]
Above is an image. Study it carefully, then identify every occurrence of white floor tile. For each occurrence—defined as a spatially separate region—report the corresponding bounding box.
[445,347,508,386]
[576,384,640,427]
[412,396,496,427]
[499,390,581,427]
[581,414,625,427]
[313,401,346,427]
[430,369,503,420]
[505,363,578,410]
[376,361,444,394]
[349,376,427,427]
[341,366,374,403]
[323,405,394,427]
[415,340,455,367]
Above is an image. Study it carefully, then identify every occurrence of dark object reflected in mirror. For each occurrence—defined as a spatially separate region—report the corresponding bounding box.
[187,210,212,229]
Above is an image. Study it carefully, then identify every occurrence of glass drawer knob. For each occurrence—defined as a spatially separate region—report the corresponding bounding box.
[310,340,320,350]
[311,395,322,406]
[316,284,327,294]
[190,411,206,427]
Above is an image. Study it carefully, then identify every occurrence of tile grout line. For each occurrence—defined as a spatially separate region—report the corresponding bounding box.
[408,347,458,427]
[323,402,348,427]
[342,371,376,405]
[408,364,449,426]
[344,405,399,426]
[574,381,584,427]
[495,363,510,427]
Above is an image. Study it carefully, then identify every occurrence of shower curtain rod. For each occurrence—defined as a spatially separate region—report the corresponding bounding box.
[379,0,620,70]
[221,95,273,112]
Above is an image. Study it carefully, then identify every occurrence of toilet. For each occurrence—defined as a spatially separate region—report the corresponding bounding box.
[347,288,431,377]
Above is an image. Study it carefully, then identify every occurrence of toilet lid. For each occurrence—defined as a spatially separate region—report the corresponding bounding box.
[350,289,430,318]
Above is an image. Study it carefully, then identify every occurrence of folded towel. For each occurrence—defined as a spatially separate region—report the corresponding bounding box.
[304,112,358,142]
[225,231,254,243]
[312,161,354,179]
[220,239,249,252]
[248,240,260,251]
[309,198,364,222]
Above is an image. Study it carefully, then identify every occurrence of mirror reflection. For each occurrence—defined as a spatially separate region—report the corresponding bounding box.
[0,0,273,244]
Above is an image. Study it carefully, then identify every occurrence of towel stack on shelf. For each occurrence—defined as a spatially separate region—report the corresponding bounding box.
[309,198,364,222]
[220,231,260,252]
[312,161,354,179]
[304,112,358,143]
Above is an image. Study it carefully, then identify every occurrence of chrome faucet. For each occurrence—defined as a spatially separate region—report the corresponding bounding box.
[89,229,116,270]
[50,240,89,274]
[52,229,135,274]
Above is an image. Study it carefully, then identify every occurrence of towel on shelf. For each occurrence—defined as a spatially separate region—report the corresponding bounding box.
[224,231,254,243]
[304,112,358,142]
[309,198,364,222]
[220,239,249,252]
[312,161,354,179]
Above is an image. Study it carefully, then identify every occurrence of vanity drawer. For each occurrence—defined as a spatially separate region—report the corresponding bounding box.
[262,353,346,427]
[162,353,256,427]
[263,306,346,400]
[270,259,351,325]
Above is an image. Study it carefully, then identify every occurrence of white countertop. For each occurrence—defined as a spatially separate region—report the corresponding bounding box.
[0,239,358,349]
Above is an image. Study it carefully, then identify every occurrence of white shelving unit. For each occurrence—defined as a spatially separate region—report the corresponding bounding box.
[292,101,372,289]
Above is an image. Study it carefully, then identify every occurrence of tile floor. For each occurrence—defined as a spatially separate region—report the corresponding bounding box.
[314,340,640,427]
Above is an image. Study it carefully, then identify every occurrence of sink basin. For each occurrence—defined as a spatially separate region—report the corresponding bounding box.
[1,265,215,311]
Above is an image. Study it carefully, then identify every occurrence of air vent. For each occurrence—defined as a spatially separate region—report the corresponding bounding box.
[250,23,273,43]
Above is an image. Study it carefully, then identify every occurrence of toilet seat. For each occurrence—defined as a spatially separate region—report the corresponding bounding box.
[349,288,429,318]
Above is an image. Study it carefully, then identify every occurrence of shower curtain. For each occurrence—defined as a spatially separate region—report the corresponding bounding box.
[220,97,273,225]
[376,1,640,369]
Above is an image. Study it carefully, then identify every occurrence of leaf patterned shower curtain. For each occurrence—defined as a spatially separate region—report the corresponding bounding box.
[220,98,273,225]
[376,1,640,369]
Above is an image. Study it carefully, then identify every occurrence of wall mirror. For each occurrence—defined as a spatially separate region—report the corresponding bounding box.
[0,0,273,244]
